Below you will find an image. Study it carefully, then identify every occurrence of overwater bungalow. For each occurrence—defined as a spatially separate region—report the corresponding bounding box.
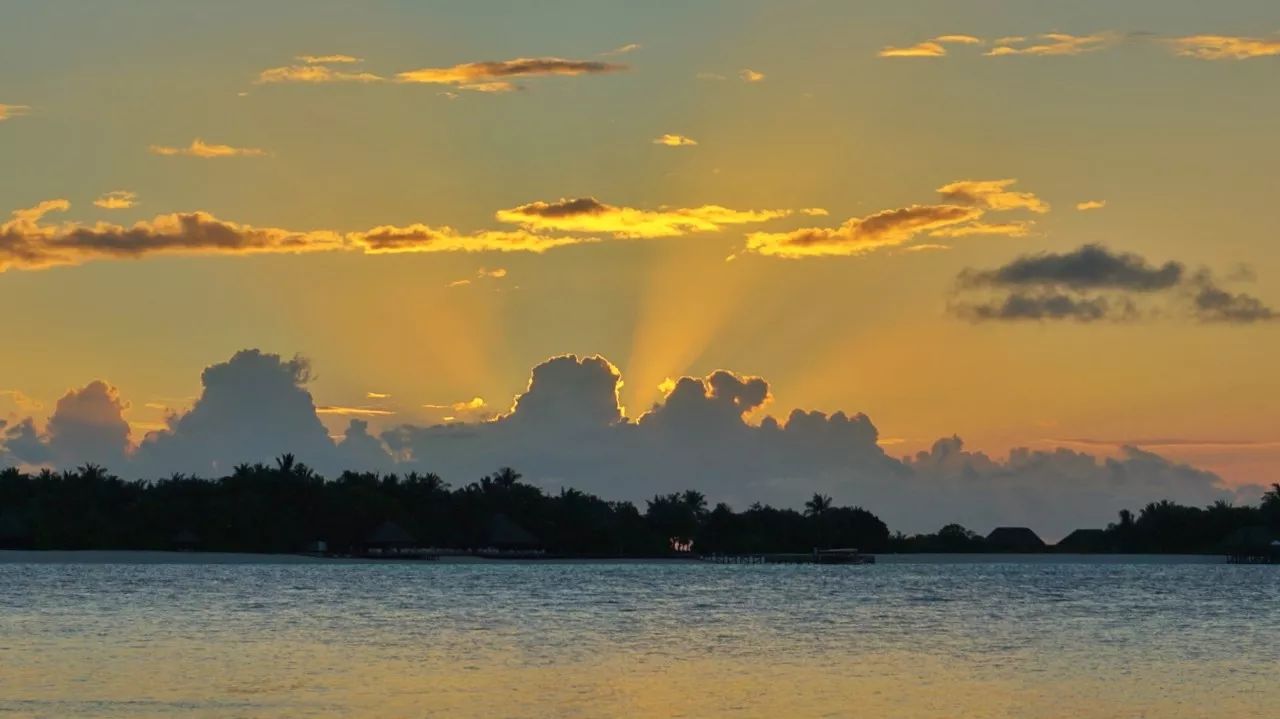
[986,526,1046,552]
[480,514,543,557]
[1055,528,1109,553]
[1221,526,1280,564]
[171,528,200,552]
[359,520,431,559]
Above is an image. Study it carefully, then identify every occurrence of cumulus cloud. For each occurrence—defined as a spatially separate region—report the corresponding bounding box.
[149,139,266,158]
[0,199,591,272]
[1168,34,1280,60]
[495,197,790,239]
[985,32,1115,56]
[133,350,352,475]
[1076,199,1107,211]
[0,381,130,468]
[739,69,766,82]
[0,349,1250,537]
[743,178,1043,258]
[396,57,626,92]
[1,419,52,466]
[379,354,1240,538]
[653,133,697,147]
[0,104,31,121]
[92,190,138,210]
[879,34,983,58]
[954,244,1276,323]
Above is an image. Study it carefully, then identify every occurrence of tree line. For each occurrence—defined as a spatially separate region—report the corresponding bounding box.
[1,457,1276,555]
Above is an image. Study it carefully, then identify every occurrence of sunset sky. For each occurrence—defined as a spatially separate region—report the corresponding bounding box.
[2,1,1278,523]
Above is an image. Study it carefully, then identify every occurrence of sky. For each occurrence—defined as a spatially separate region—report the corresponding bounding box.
[2,1,1278,533]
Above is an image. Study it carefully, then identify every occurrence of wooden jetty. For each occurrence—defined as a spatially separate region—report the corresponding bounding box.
[701,548,875,565]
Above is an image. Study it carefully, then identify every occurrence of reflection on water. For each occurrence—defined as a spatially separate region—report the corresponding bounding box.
[1,558,1277,717]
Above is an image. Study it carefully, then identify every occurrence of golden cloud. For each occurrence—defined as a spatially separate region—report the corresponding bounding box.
[495,197,790,239]
[92,191,138,210]
[1076,199,1107,211]
[0,103,31,121]
[653,133,698,147]
[256,64,384,84]
[936,178,1049,213]
[879,42,947,58]
[742,178,1045,258]
[0,200,593,272]
[351,225,588,254]
[1168,35,1280,60]
[879,34,982,58]
[149,139,266,158]
[745,204,982,258]
[297,54,362,64]
[396,57,626,91]
[739,68,766,82]
[985,32,1114,56]
[929,220,1033,238]
[315,406,396,417]
[934,34,982,45]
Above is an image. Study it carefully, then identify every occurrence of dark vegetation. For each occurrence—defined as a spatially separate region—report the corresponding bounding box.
[1,457,1277,556]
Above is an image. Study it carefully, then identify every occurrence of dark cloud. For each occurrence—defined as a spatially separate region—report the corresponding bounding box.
[504,198,608,219]
[954,291,1125,322]
[955,245,1275,324]
[960,244,1183,292]
[1189,272,1275,323]
[381,354,1236,538]
[396,57,627,91]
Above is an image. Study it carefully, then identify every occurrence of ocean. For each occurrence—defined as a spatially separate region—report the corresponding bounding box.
[1,554,1276,718]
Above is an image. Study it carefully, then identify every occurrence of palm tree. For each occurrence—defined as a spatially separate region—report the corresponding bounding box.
[804,493,833,517]
[680,490,707,516]
[493,467,522,489]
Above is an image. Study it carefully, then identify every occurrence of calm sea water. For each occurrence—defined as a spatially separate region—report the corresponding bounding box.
[1,555,1277,718]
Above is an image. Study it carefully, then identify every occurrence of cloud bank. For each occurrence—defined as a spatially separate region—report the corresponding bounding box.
[2,194,805,272]
[0,349,1255,538]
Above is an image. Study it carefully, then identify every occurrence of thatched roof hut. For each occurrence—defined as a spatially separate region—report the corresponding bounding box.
[986,526,1046,552]
[484,513,540,550]
[0,509,32,549]
[364,520,416,549]
[1056,528,1108,553]
[171,528,200,551]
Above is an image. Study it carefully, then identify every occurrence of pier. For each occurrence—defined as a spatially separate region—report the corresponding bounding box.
[701,548,875,565]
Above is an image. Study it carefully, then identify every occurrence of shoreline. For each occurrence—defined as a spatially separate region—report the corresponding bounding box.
[0,549,1229,565]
